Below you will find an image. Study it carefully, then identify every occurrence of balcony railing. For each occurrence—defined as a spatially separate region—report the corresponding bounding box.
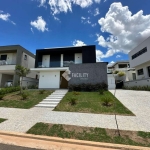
[63,61,74,67]
[0,60,15,65]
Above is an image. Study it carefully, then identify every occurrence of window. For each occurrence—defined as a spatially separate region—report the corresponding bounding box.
[24,55,27,60]
[137,69,144,75]
[118,64,128,68]
[0,55,7,60]
[132,47,147,60]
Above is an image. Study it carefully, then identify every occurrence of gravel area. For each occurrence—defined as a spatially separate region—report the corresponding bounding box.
[0,89,150,133]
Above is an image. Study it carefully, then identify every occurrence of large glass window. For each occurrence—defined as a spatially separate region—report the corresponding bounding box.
[137,69,144,75]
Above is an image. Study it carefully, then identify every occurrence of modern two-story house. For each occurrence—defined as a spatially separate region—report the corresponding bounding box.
[0,45,38,87]
[124,36,150,87]
[31,45,108,89]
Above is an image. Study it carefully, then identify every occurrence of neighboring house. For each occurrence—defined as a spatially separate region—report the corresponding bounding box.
[124,36,150,87]
[107,61,136,81]
[0,45,38,87]
[31,45,108,89]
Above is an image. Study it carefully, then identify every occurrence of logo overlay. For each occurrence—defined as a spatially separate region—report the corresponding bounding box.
[62,69,89,81]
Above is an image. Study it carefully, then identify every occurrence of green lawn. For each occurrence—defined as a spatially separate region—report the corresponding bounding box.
[54,91,133,115]
[0,90,53,109]
[0,118,6,123]
[27,123,150,147]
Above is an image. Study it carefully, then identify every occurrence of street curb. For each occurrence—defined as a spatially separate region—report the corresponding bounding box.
[0,130,149,150]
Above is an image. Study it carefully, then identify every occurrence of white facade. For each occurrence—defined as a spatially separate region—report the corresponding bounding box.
[129,36,150,80]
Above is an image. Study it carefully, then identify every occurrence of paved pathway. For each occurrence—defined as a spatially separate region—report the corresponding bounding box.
[35,89,68,108]
[0,90,150,133]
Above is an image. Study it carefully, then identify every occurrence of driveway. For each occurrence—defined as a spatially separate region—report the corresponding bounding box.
[0,90,150,133]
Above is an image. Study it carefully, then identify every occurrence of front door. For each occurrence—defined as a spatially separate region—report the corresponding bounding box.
[132,73,136,80]
[148,66,150,77]
[60,71,68,89]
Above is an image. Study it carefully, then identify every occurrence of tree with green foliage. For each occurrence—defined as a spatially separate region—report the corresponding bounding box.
[15,65,30,94]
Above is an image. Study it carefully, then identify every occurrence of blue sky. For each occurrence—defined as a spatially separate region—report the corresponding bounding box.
[0,0,150,64]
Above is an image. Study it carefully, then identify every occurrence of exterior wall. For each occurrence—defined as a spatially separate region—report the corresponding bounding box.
[129,36,150,68]
[1,74,13,87]
[39,71,60,89]
[134,61,150,80]
[0,73,2,87]
[124,78,150,87]
[22,77,39,87]
[107,74,115,89]
[69,63,107,85]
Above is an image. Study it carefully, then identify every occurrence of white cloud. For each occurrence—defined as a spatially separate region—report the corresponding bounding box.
[104,0,107,2]
[73,40,86,46]
[116,55,121,58]
[81,16,91,24]
[0,13,10,21]
[39,0,47,7]
[91,23,97,27]
[94,0,101,3]
[47,0,101,15]
[0,11,16,25]
[30,16,48,32]
[31,27,34,33]
[107,61,115,66]
[97,2,150,57]
[94,8,100,16]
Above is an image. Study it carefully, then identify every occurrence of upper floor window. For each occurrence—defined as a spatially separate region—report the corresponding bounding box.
[137,68,144,75]
[118,64,128,68]
[132,47,147,60]
[24,55,27,60]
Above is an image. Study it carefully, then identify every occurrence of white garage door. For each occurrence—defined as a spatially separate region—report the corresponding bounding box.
[39,71,60,88]
[107,74,115,90]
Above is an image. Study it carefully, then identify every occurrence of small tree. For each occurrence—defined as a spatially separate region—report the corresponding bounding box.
[15,65,30,94]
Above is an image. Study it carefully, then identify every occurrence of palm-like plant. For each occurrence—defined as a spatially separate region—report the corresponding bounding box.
[15,65,30,94]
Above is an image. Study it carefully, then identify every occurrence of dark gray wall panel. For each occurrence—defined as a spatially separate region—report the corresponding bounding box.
[69,63,107,85]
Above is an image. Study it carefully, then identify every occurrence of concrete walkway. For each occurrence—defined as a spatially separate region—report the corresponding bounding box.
[35,89,68,108]
[0,90,150,133]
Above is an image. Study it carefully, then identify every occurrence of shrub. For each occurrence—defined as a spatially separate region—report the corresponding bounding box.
[101,97,114,107]
[99,89,104,95]
[0,86,20,95]
[0,94,5,100]
[68,97,77,105]
[68,83,108,92]
[39,90,45,94]
[113,70,119,74]
[118,72,125,77]
[21,92,28,100]
[28,85,38,89]
[73,91,80,95]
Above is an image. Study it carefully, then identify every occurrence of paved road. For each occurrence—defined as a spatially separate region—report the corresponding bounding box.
[0,90,150,132]
[0,143,40,150]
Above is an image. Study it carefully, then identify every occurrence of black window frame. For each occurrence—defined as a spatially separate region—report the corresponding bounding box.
[132,47,147,60]
[137,68,144,76]
[24,55,27,60]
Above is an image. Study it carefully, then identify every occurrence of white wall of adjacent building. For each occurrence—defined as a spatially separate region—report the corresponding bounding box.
[129,37,150,68]
[39,71,60,89]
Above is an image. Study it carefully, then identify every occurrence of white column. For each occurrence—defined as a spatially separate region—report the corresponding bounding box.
[61,54,63,67]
